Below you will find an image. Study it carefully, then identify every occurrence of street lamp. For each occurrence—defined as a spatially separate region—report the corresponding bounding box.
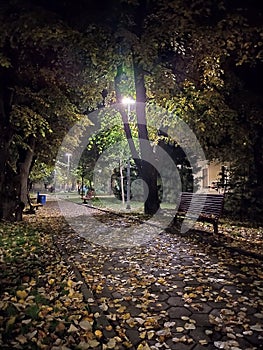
[122,97,135,120]
[65,153,72,191]
[122,97,135,210]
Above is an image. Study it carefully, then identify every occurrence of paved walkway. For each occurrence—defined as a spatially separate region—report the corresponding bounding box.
[38,198,263,350]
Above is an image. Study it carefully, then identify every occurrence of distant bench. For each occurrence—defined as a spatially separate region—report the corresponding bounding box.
[173,192,224,235]
[82,190,96,204]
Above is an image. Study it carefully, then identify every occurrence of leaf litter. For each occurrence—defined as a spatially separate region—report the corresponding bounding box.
[0,198,262,349]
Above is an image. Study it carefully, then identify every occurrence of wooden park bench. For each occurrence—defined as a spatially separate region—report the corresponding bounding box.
[24,194,43,214]
[82,190,96,204]
[173,192,224,235]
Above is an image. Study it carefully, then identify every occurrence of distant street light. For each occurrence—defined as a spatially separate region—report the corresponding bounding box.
[65,153,72,191]
[122,97,135,210]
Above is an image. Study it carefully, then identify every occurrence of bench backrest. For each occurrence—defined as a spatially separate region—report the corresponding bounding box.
[178,192,224,219]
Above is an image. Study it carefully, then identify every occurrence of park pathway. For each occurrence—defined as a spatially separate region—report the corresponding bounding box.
[36,197,263,350]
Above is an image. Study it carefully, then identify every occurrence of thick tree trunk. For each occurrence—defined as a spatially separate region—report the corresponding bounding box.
[251,126,263,211]
[0,166,21,221]
[0,150,23,221]
[0,89,35,221]
[0,84,19,221]
[0,148,34,222]
[15,138,36,221]
[114,61,160,215]
[253,126,263,188]
[133,60,160,215]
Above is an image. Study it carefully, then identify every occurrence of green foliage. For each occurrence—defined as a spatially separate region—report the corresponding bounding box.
[29,162,54,185]
[0,0,102,219]
[76,0,262,219]
[0,0,262,220]
[0,1,97,162]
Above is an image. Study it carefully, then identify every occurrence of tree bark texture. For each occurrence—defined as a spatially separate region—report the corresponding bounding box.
[0,83,35,221]
[133,59,160,215]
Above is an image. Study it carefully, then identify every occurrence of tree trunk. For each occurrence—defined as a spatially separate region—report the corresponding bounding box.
[0,165,21,221]
[114,64,142,170]
[252,126,263,212]
[253,126,263,188]
[0,87,35,221]
[0,86,19,221]
[133,59,160,215]
[0,146,35,222]
[15,138,36,221]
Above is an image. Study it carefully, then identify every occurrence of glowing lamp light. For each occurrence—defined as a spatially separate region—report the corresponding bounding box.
[122,97,135,105]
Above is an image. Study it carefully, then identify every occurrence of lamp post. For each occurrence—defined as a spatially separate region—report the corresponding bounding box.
[126,158,131,209]
[81,169,84,198]
[53,169,56,192]
[122,97,135,210]
[65,153,72,191]
[120,160,125,205]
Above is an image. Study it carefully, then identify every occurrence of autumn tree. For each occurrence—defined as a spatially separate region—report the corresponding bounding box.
[43,0,263,219]
[153,0,263,219]
[104,0,263,218]
[2,0,261,221]
[0,0,102,220]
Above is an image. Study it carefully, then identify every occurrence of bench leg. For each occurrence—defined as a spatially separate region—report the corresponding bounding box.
[213,222,218,235]
[173,215,178,225]
[24,207,36,214]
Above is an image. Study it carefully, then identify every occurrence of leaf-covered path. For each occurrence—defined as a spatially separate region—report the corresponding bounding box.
[1,197,263,350]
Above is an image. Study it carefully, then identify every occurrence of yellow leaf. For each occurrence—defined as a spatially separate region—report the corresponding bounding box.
[68,288,75,297]
[117,305,126,313]
[67,279,74,287]
[147,330,155,339]
[123,341,133,348]
[122,312,131,320]
[157,277,166,284]
[139,331,146,339]
[7,316,16,327]
[16,290,28,300]
[96,285,103,292]
[137,343,151,350]
[189,293,197,298]
[95,330,103,339]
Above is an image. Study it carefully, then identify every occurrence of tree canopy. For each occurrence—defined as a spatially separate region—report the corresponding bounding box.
[73,0,262,218]
[0,0,96,219]
[0,0,262,220]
